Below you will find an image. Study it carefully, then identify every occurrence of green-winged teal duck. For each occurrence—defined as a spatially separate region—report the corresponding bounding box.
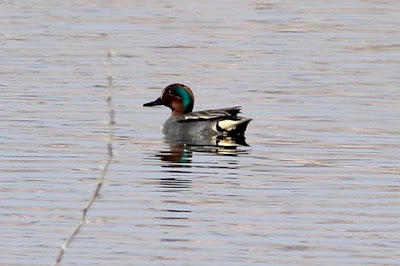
[143,83,251,143]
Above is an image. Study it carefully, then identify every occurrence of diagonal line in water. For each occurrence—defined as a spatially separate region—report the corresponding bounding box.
[53,51,116,266]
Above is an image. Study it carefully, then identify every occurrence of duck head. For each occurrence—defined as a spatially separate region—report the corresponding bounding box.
[143,83,195,115]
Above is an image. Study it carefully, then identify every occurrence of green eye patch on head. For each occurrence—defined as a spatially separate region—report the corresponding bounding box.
[173,86,193,109]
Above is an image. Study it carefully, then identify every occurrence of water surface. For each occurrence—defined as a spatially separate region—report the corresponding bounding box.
[1,0,400,265]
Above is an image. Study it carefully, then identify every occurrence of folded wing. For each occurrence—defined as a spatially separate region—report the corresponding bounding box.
[177,106,242,122]
[178,106,251,136]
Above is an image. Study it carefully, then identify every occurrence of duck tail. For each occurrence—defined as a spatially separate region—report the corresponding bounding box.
[216,118,252,135]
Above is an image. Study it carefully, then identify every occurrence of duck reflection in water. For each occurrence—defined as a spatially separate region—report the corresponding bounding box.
[143,83,252,150]
[157,137,247,165]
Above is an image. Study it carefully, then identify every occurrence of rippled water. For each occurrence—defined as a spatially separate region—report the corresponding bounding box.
[2,0,400,265]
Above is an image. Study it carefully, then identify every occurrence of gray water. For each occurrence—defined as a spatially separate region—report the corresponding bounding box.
[1,1,400,265]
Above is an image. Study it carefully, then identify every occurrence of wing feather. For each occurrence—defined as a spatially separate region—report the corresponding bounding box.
[178,106,242,122]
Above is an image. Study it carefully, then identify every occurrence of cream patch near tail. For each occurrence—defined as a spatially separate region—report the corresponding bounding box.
[215,118,252,135]
[218,119,244,131]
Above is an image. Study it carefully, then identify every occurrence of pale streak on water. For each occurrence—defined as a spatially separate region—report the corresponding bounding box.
[1,0,400,265]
